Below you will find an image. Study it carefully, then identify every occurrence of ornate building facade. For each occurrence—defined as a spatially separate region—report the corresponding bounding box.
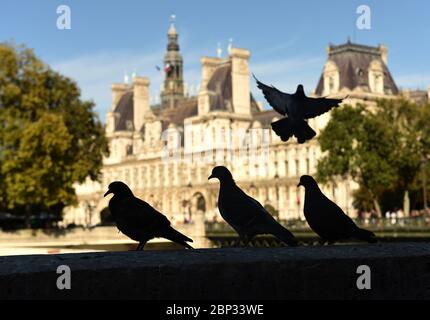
[63,22,428,227]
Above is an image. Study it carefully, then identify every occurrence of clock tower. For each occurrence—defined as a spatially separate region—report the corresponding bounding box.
[160,15,185,107]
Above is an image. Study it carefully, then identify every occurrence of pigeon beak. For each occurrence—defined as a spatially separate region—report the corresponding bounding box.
[208,174,214,180]
[104,190,112,197]
[297,182,302,188]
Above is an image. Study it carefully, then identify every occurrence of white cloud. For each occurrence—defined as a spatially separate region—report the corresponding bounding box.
[52,51,160,120]
[51,49,205,121]
[51,48,326,119]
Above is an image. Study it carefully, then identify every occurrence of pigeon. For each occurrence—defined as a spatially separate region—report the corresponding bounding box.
[253,74,345,143]
[209,166,298,246]
[298,175,376,244]
[104,181,193,250]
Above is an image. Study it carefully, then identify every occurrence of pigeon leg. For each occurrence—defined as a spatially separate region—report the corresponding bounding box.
[233,237,242,248]
[242,235,250,247]
[136,241,147,251]
[318,238,327,246]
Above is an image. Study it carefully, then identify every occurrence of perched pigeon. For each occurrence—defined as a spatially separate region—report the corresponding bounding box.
[253,74,345,143]
[298,175,376,244]
[104,181,193,250]
[209,166,298,246]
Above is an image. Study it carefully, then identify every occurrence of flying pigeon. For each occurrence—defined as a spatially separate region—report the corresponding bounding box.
[298,175,376,244]
[104,181,193,250]
[253,74,345,143]
[209,166,298,246]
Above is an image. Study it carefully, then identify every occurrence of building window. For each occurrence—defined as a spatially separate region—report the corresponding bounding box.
[374,74,381,93]
[126,144,133,155]
[329,77,334,93]
[284,161,289,177]
[306,158,310,175]
[295,159,300,177]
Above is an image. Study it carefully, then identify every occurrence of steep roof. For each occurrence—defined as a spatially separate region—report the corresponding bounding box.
[207,62,233,112]
[112,93,198,132]
[206,61,260,113]
[315,42,399,96]
[113,91,134,131]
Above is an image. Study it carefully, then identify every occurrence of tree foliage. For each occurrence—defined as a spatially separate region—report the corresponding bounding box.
[0,43,108,217]
[317,99,430,215]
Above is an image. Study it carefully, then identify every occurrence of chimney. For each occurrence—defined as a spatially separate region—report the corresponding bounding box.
[198,56,223,115]
[111,83,129,109]
[230,48,251,115]
[379,44,388,65]
[200,56,223,89]
[133,76,150,132]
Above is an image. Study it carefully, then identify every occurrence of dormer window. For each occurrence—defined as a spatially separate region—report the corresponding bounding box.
[368,60,384,94]
[323,61,339,95]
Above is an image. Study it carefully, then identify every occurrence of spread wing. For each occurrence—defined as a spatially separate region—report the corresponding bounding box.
[302,96,345,119]
[253,74,291,115]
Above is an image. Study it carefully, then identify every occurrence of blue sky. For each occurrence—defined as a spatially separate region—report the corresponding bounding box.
[1,0,429,121]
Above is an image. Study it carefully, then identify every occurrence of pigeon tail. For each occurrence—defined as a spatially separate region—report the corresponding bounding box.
[162,226,194,249]
[270,223,298,246]
[353,227,377,243]
[294,119,316,144]
[271,118,316,144]
[271,118,294,142]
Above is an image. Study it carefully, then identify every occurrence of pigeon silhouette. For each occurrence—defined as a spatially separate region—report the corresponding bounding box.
[104,181,193,250]
[298,175,376,244]
[209,166,298,246]
[253,74,345,143]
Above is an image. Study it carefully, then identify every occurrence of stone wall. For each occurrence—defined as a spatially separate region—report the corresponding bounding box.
[0,243,429,299]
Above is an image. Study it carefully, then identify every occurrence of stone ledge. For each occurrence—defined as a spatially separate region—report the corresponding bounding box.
[0,242,429,299]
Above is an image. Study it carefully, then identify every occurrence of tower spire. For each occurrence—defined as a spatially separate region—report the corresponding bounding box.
[161,14,184,106]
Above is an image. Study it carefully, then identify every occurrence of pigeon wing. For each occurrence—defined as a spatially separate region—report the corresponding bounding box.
[254,75,291,115]
[318,196,358,236]
[221,188,266,228]
[301,96,344,119]
[120,197,170,233]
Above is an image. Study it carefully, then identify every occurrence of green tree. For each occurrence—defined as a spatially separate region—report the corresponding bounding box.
[372,99,423,215]
[0,43,108,224]
[317,99,430,216]
[317,104,396,215]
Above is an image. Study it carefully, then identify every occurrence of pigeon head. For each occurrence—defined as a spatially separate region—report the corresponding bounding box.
[296,84,305,96]
[104,181,134,197]
[208,166,233,181]
[297,175,318,189]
